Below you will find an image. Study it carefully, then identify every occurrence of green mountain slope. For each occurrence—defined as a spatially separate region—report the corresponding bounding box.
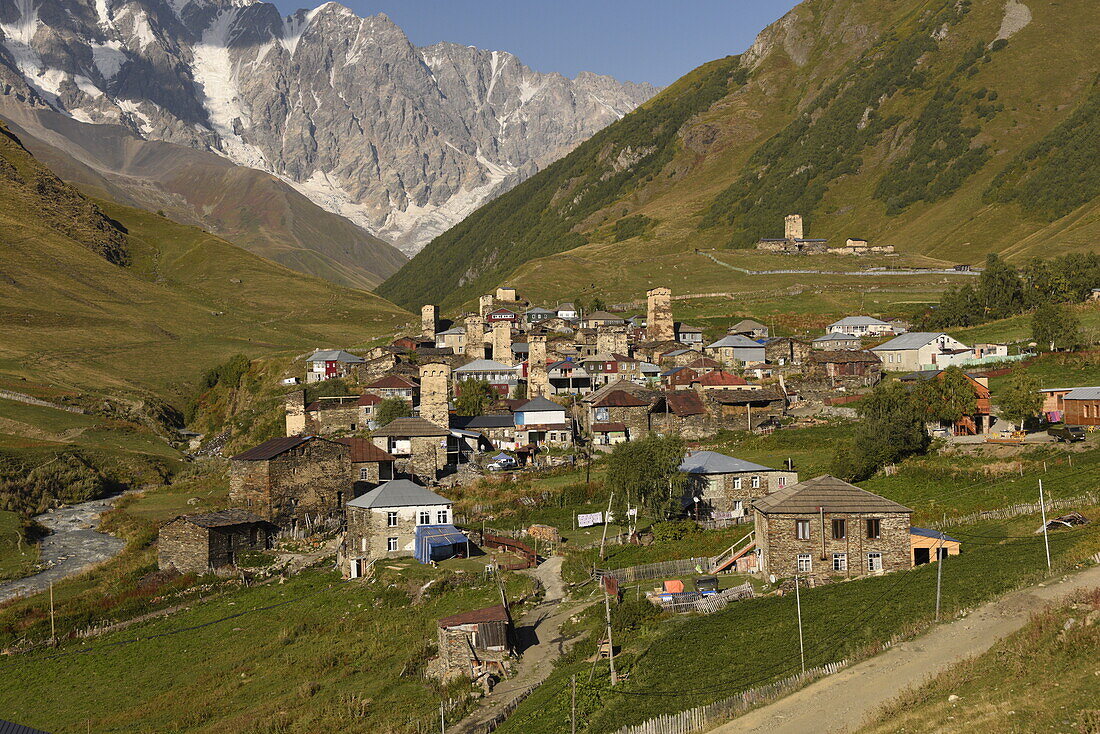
[0,121,409,401]
[0,102,407,291]
[379,0,1100,310]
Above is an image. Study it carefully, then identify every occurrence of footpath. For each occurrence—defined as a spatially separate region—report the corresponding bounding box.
[709,564,1100,733]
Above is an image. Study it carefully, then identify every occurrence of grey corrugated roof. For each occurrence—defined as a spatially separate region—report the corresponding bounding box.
[371,417,449,437]
[347,480,453,509]
[306,349,364,363]
[437,327,465,335]
[456,359,516,372]
[706,334,763,349]
[870,332,946,351]
[515,396,564,412]
[526,307,555,315]
[730,319,767,331]
[679,451,775,475]
[830,316,889,327]
[753,475,912,514]
[813,332,860,342]
[0,720,50,734]
[1064,387,1100,400]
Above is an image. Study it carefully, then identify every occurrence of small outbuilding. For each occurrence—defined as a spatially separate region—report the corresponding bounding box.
[437,603,513,677]
[909,527,961,565]
[158,510,276,574]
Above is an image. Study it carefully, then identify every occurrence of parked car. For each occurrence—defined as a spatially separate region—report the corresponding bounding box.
[487,457,518,471]
[1048,425,1086,443]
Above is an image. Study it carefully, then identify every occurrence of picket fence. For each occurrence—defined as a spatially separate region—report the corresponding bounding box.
[609,659,849,734]
[928,490,1099,530]
[597,557,712,584]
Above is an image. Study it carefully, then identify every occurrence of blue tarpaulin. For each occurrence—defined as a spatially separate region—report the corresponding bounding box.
[492,453,512,462]
[414,524,470,564]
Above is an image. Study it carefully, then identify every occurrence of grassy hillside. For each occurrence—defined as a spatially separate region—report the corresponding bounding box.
[0,120,409,402]
[0,102,407,290]
[381,0,1100,311]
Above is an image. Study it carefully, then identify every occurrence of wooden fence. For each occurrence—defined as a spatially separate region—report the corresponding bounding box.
[928,491,1100,530]
[655,582,755,614]
[0,389,85,414]
[464,684,538,734]
[597,557,712,583]
[609,659,849,734]
[481,533,541,568]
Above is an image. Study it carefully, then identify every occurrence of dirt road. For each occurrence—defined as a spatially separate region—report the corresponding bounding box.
[452,555,593,733]
[0,495,126,603]
[710,564,1100,733]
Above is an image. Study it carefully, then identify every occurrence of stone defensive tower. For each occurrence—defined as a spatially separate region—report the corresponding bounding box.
[479,294,495,318]
[646,287,674,342]
[491,322,513,364]
[420,304,437,339]
[785,214,804,240]
[597,325,629,356]
[526,335,549,399]
[464,314,485,357]
[418,363,451,429]
[284,390,306,436]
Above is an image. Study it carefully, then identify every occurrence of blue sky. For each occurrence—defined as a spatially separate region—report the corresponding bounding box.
[269,0,801,86]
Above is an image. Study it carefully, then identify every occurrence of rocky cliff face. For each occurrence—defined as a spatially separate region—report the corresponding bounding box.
[0,0,656,253]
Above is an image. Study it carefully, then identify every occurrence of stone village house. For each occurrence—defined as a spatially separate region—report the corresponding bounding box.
[229,436,353,529]
[754,476,912,583]
[370,417,451,480]
[158,510,276,574]
[679,451,798,520]
[436,604,513,679]
[341,480,462,577]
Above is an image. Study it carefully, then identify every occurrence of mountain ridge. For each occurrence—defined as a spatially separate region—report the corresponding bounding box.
[378,0,1100,310]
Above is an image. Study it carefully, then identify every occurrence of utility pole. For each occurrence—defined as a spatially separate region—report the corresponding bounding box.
[1039,479,1051,572]
[603,584,618,685]
[571,674,577,734]
[934,530,946,621]
[439,702,445,734]
[599,492,615,561]
[795,575,805,674]
[49,581,56,642]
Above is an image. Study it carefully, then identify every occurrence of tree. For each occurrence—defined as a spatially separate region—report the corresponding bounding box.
[833,382,930,481]
[998,371,1042,430]
[375,398,411,426]
[1031,303,1081,352]
[605,433,688,519]
[455,379,497,416]
[915,367,977,425]
[977,253,1025,319]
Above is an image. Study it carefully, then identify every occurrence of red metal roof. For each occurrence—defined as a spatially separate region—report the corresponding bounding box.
[366,375,418,389]
[437,603,510,628]
[594,390,649,408]
[357,393,383,406]
[333,437,396,462]
[664,391,707,417]
[697,370,748,387]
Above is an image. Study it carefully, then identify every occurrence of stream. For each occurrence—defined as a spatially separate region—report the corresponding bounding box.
[0,495,126,603]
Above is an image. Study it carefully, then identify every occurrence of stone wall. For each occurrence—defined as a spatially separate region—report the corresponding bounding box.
[464,315,486,358]
[305,403,361,434]
[421,304,437,338]
[419,363,452,429]
[527,336,549,398]
[229,440,352,526]
[158,520,270,573]
[684,471,798,516]
[285,390,306,436]
[756,510,911,581]
[646,287,674,342]
[596,325,629,356]
[491,322,513,364]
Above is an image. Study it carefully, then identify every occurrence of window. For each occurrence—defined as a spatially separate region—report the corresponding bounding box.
[778,476,786,489]
[751,475,761,489]
[419,510,430,525]
[380,463,393,480]
[350,424,356,431]
[832,519,847,540]
[797,554,812,573]
[595,407,610,421]
[387,537,398,552]
[387,511,398,527]
[361,537,368,552]
[866,518,881,539]
[732,500,743,516]
[867,552,883,572]
[437,510,448,523]
[733,477,742,490]
[796,519,811,540]
[832,553,847,571]
[359,466,370,481]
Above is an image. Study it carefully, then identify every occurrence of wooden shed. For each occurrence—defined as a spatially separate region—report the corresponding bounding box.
[909,527,961,566]
[436,604,513,675]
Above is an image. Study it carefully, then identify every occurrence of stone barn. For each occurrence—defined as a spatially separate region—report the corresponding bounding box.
[229,436,352,529]
[436,604,513,677]
[158,510,276,574]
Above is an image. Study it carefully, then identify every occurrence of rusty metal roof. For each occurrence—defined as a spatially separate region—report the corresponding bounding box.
[333,437,396,463]
[594,390,649,408]
[438,603,510,628]
[230,436,312,461]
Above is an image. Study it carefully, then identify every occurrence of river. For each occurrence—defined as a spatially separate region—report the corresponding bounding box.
[0,495,126,603]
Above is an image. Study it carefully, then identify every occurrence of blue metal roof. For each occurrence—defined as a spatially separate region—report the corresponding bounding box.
[910,527,960,543]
